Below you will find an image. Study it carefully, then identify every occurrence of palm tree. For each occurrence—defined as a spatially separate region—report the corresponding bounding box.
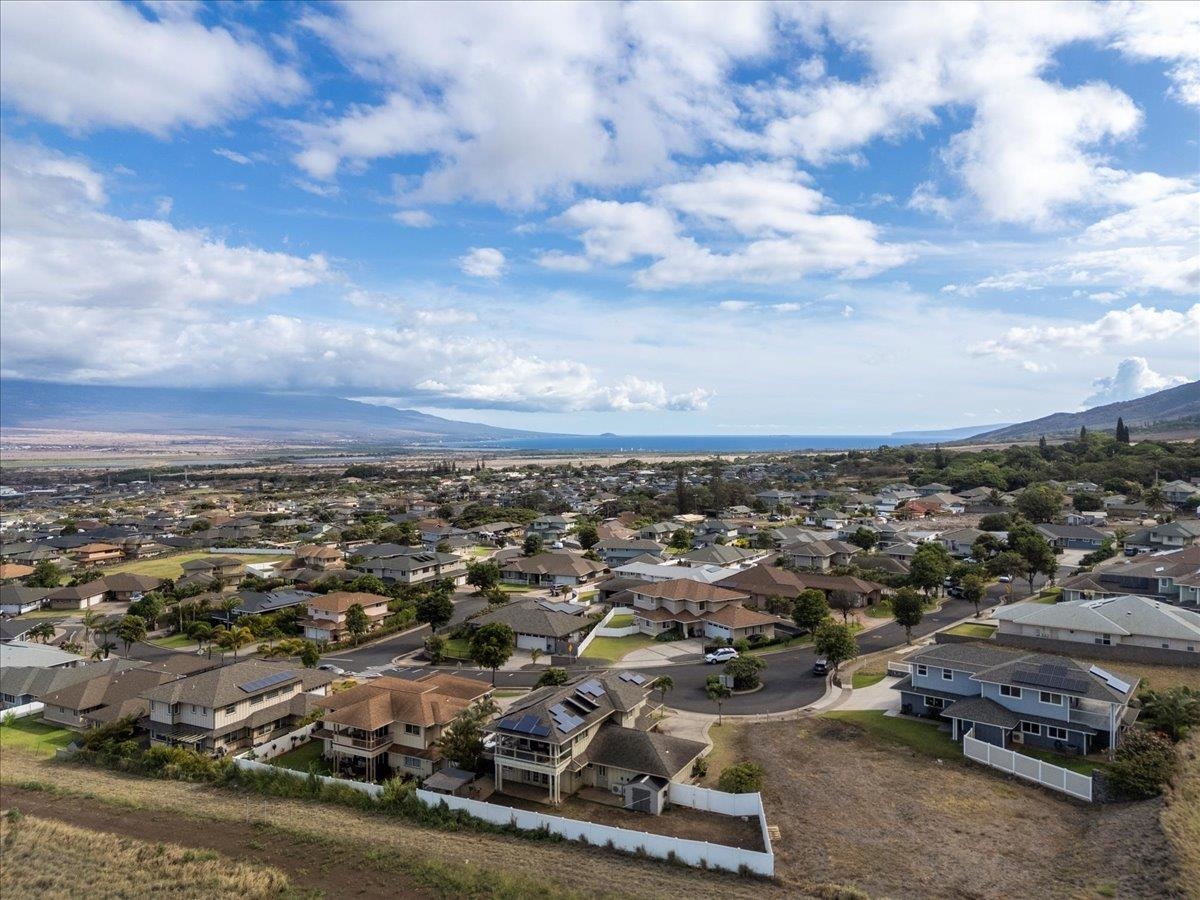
[91,641,116,660]
[216,625,253,658]
[706,678,731,726]
[655,675,674,709]
[1140,687,1200,742]
[1144,485,1165,514]
[80,610,103,644]
[28,622,56,644]
[529,648,542,667]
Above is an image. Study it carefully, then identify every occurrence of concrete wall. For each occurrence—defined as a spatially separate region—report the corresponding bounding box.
[993,632,1199,667]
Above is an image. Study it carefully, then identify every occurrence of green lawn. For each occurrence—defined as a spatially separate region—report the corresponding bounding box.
[746,635,812,656]
[0,718,76,758]
[579,633,657,663]
[824,710,962,759]
[466,546,495,558]
[498,584,534,594]
[442,637,472,659]
[1029,587,1062,605]
[865,599,894,619]
[606,613,635,628]
[269,741,330,775]
[103,551,290,580]
[493,689,527,699]
[1016,743,1110,776]
[943,623,997,639]
[149,634,197,650]
[852,671,887,689]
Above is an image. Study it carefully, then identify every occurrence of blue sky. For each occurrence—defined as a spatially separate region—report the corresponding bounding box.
[1,1,1197,435]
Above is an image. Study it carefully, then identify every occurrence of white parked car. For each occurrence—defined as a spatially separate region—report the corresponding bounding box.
[317,663,346,675]
[704,647,739,664]
[998,575,1013,583]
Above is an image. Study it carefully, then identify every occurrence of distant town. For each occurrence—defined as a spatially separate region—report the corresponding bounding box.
[2,426,1197,896]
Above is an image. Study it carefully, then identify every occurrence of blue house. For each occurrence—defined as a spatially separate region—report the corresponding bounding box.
[896,643,1137,755]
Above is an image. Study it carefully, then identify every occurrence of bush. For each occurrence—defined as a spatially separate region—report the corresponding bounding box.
[654,627,683,643]
[1107,729,1178,799]
[717,761,765,793]
[691,757,709,779]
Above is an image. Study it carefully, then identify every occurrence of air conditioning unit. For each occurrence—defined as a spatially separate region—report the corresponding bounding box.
[1011,731,1023,744]
[611,784,623,796]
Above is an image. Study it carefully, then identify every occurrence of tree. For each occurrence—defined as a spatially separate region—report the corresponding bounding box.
[416,592,454,631]
[1115,417,1130,443]
[654,675,674,707]
[425,634,447,665]
[438,697,499,771]
[1079,425,1088,443]
[1072,493,1104,512]
[706,675,731,725]
[116,614,147,655]
[792,589,829,634]
[575,523,599,550]
[1038,434,1049,458]
[80,609,103,644]
[764,594,792,616]
[187,621,213,656]
[24,560,62,588]
[669,528,692,551]
[465,560,501,593]
[847,527,877,551]
[813,621,858,675]
[345,603,370,645]
[27,621,55,644]
[215,625,253,658]
[484,585,507,605]
[219,595,241,621]
[909,542,952,597]
[978,513,1009,532]
[725,655,765,690]
[828,589,857,624]
[469,622,515,684]
[717,761,764,793]
[1107,728,1178,799]
[60,640,84,655]
[960,573,986,616]
[675,464,691,514]
[1015,483,1065,523]
[1139,687,1200,742]
[299,641,321,668]
[91,641,116,660]
[1144,485,1165,513]
[891,588,924,644]
[522,533,544,556]
[536,666,570,687]
[1006,520,1058,595]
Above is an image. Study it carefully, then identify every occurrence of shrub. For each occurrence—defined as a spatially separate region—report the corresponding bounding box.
[717,761,765,793]
[654,627,683,643]
[1108,729,1179,799]
[691,757,709,779]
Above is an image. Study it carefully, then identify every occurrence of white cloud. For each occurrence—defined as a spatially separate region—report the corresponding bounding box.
[393,210,434,227]
[971,303,1200,357]
[1083,357,1190,406]
[535,251,592,273]
[718,300,753,312]
[214,148,253,165]
[0,1,303,135]
[458,247,506,279]
[1106,1,1200,107]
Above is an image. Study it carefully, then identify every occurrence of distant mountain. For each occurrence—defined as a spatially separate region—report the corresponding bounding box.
[889,423,1011,441]
[968,381,1200,443]
[0,380,547,443]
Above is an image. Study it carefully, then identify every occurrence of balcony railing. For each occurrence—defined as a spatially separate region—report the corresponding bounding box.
[492,747,562,766]
[321,730,390,750]
[1068,707,1112,731]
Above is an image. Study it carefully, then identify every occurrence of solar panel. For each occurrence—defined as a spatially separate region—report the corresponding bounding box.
[562,696,591,715]
[618,672,646,685]
[237,670,295,694]
[498,716,522,731]
[577,679,605,697]
[529,722,551,737]
[515,714,540,733]
[1012,669,1087,693]
[1088,664,1132,694]
[571,690,599,710]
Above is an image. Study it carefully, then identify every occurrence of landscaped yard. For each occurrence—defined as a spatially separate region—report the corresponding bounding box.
[269,740,329,775]
[943,622,997,639]
[1015,743,1110,776]
[1030,587,1062,604]
[0,718,76,758]
[441,637,472,659]
[606,613,635,628]
[578,632,657,662]
[865,598,894,618]
[150,633,197,650]
[746,635,812,656]
[498,584,534,594]
[851,670,887,688]
[104,551,290,580]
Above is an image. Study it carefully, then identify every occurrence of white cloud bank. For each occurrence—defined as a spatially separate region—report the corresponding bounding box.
[458,247,507,279]
[1083,357,1190,406]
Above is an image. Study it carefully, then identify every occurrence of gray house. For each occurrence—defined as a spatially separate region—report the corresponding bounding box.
[896,643,1137,754]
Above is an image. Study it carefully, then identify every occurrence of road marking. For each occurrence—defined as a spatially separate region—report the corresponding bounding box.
[322,657,355,662]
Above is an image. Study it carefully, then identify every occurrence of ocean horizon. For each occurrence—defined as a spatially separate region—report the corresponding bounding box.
[446,434,924,453]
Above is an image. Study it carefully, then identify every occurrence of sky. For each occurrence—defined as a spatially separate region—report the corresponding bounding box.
[0,0,1197,436]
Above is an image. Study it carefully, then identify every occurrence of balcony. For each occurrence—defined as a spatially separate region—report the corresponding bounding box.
[1068,707,1112,731]
[492,746,563,767]
[317,728,390,750]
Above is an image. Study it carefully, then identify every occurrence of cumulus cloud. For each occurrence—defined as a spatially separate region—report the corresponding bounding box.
[971,304,1200,357]
[1083,357,1190,406]
[458,247,506,278]
[0,1,303,135]
[393,210,434,227]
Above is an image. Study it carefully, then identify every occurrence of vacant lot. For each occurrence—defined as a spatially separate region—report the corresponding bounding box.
[1162,732,1200,897]
[735,716,1179,899]
[105,552,289,580]
[0,813,298,899]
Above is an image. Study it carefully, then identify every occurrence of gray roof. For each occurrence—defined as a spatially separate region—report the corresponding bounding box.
[1,657,139,702]
[497,671,652,747]
[941,696,1020,730]
[471,600,593,638]
[583,725,706,779]
[0,640,83,669]
[905,641,1030,675]
[141,658,332,708]
[994,594,1200,641]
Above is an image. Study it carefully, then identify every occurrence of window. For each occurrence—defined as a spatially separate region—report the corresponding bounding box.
[942,668,954,681]
[999,685,1022,698]
[223,704,237,714]
[1039,691,1062,706]
[1162,642,1170,649]
[1021,722,1041,735]
[1046,726,1069,740]
[404,723,420,736]
[403,756,422,769]
[915,664,928,677]
[1095,634,1112,646]
[924,696,945,709]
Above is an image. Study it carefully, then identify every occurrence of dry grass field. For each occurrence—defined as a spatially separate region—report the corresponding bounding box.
[0,812,298,899]
[1162,732,1200,897]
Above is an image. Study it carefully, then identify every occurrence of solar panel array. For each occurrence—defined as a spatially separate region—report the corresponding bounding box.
[548,702,585,734]
[577,678,605,697]
[618,672,647,685]
[498,714,551,737]
[1012,668,1088,693]
[237,670,295,694]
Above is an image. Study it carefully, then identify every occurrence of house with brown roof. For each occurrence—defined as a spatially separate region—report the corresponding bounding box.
[293,543,345,571]
[69,542,125,565]
[498,552,609,588]
[179,555,246,586]
[46,580,108,610]
[628,578,777,642]
[315,672,491,781]
[101,573,165,601]
[0,563,34,583]
[143,658,334,756]
[301,591,390,643]
[715,564,806,609]
[468,599,596,654]
[782,539,860,571]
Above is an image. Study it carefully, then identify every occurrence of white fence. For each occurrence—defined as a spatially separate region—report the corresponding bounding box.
[963,730,1093,802]
[575,606,640,656]
[418,789,774,876]
[206,547,289,556]
[232,757,384,799]
[238,724,317,762]
[1,701,45,720]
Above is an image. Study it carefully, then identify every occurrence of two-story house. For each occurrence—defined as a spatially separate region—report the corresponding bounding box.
[498,552,608,588]
[143,659,334,756]
[1059,544,1200,606]
[354,548,467,586]
[527,516,570,542]
[315,672,491,782]
[593,538,667,567]
[489,671,706,814]
[628,578,777,643]
[782,539,860,571]
[301,591,390,643]
[896,643,1137,755]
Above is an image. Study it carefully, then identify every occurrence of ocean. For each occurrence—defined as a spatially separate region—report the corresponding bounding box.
[456,434,915,453]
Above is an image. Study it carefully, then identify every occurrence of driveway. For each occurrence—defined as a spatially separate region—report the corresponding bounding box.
[837,675,903,711]
[620,639,704,667]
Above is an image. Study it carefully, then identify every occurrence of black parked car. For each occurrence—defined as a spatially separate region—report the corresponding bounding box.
[812,657,829,676]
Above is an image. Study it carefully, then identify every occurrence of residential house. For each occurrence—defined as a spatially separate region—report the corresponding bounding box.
[355,547,467,585]
[628,578,777,642]
[144,659,334,756]
[896,642,1137,753]
[1036,524,1110,551]
[0,563,34,583]
[489,671,706,812]
[637,521,676,542]
[45,579,108,610]
[937,527,986,558]
[69,542,125,565]
[0,583,50,616]
[101,573,165,601]
[2,656,131,710]
[754,490,795,509]
[302,591,391,643]
[498,552,608,588]
[611,561,728,585]
[469,599,596,654]
[1161,480,1200,506]
[678,544,764,568]
[806,508,849,529]
[1058,545,1200,606]
[179,556,246,586]
[316,672,491,781]
[790,572,888,607]
[593,538,667,567]
[782,539,859,571]
[527,516,571,542]
[993,595,1200,658]
[714,564,804,610]
[293,544,345,571]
